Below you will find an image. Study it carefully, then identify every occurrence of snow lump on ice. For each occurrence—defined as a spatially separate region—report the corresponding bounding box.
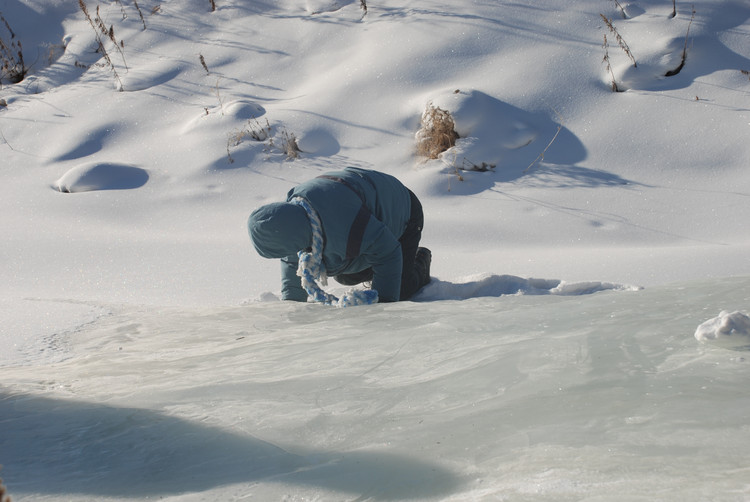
[694,310,750,350]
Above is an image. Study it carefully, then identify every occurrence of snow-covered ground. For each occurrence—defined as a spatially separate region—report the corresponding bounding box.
[2,0,750,500]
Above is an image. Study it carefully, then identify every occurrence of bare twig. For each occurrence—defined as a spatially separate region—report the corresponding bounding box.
[670,0,677,18]
[199,54,209,74]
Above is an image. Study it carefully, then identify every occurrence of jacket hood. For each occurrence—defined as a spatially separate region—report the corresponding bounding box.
[248,202,312,259]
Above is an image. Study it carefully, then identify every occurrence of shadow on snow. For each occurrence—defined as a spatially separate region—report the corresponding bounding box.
[0,391,463,500]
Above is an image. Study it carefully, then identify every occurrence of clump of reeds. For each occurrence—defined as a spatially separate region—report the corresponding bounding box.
[279,127,301,160]
[0,12,26,85]
[416,103,459,159]
[78,0,128,90]
[226,119,300,163]
[227,117,271,163]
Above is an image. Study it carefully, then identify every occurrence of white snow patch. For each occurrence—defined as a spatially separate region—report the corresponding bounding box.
[414,273,639,301]
[695,310,750,350]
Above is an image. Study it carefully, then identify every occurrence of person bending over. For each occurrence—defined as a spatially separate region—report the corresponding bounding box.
[248,167,431,304]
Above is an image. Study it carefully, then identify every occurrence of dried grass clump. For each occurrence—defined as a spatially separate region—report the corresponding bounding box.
[278,127,300,160]
[0,12,26,85]
[416,103,459,159]
[226,119,300,163]
[226,117,271,163]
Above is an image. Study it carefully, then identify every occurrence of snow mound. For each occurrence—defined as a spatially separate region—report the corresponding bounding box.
[53,163,149,193]
[603,2,750,92]
[120,62,181,92]
[694,310,750,350]
[305,0,357,14]
[415,89,585,195]
[414,273,638,301]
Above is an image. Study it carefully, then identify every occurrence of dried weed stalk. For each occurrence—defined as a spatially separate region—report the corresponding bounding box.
[114,0,146,29]
[600,14,637,67]
[416,103,459,159]
[665,5,695,77]
[214,78,224,114]
[524,109,564,173]
[78,0,128,90]
[613,0,627,18]
[602,34,623,92]
[133,0,147,29]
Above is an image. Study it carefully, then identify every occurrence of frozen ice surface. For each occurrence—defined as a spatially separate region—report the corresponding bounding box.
[2,276,750,501]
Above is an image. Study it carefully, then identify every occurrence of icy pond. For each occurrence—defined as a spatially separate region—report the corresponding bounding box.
[2,276,750,501]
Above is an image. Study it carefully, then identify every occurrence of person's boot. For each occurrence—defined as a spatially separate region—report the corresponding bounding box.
[415,247,432,287]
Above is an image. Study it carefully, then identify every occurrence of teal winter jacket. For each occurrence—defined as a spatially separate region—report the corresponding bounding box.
[248,168,413,302]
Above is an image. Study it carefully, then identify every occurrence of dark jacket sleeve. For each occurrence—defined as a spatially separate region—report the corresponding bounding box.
[360,216,403,302]
[280,257,308,302]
